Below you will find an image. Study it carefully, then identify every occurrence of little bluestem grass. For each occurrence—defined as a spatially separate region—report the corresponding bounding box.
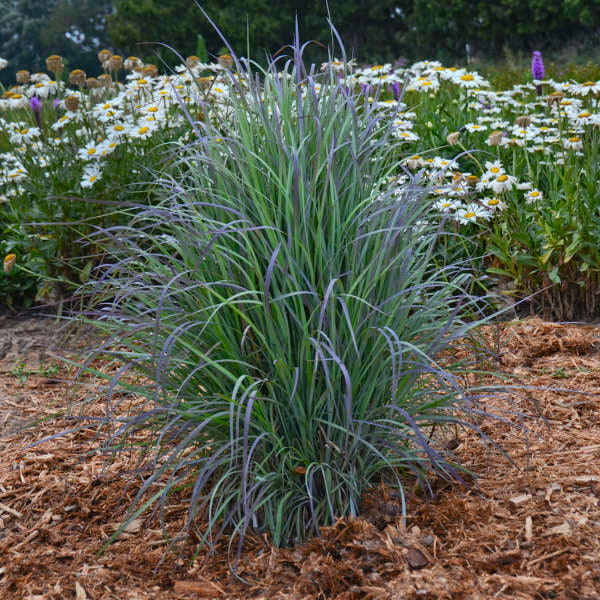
[72,28,503,560]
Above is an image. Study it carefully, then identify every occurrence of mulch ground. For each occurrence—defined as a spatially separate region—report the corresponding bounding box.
[1,316,600,599]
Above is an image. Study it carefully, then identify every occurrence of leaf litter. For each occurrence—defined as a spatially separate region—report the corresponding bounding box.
[0,316,599,598]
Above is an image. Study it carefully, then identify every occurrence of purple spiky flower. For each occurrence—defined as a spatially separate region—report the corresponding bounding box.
[29,96,42,128]
[531,51,545,80]
[531,51,544,96]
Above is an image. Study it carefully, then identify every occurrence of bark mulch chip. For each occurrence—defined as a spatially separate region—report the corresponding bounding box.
[1,317,600,598]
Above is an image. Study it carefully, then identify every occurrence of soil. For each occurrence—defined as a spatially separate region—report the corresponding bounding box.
[1,316,600,599]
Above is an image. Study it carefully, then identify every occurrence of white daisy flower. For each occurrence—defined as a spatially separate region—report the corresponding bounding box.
[456,203,491,224]
[490,174,517,194]
[525,189,543,204]
[81,164,102,188]
[564,135,583,150]
[435,198,461,212]
[464,122,487,133]
[78,140,101,161]
[482,197,505,211]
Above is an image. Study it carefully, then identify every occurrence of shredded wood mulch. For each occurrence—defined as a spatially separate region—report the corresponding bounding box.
[1,317,600,599]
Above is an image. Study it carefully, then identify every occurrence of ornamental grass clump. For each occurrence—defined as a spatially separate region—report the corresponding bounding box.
[78,32,495,553]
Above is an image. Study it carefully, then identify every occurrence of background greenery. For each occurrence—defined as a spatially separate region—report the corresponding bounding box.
[3,0,600,85]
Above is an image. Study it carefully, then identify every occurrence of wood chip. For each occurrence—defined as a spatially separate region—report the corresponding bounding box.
[525,515,533,541]
[406,547,429,570]
[75,581,87,600]
[109,518,143,534]
[545,522,570,536]
[573,475,599,484]
[173,581,223,597]
[509,493,532,507]
[0,502,22,518]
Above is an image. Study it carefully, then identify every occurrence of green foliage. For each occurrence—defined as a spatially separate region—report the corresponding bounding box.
[0,0,113,86]
[196,34,208,63]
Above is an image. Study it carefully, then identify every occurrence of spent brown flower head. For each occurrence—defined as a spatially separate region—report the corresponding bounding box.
[108,55,123,71]
[45,54,63,74]
[16,69,30,84]
[69,69,86,86]
[97,49,112,63]
[218,54,234,69]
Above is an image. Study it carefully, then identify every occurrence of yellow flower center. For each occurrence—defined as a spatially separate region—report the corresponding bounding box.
[530,191,540,197]
[147,106,158,112]
[496,174,508,182]
[464,211,475,219]
[20,129,28,134]
[372,65,384,71]
[138,127,149,135]
[487,198,499,206]
[114,125,124,131]
[102,103,111,109]
[583,81,595,86]
[89,175,97,183]
[137,79,147,85]
[87,148,96,155]
[578,111,591,118]
[569,136,580,143]
[460,74,474,81]
[489,167,500,173]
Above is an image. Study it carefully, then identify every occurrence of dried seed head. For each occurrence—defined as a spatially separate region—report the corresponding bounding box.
[142,64,158,78]
[97,49,112,64]
[64,95,80,112]
[446,131,460,146]
[218,54,234,69]
[69,69,86,86]
[186,55,201,68]
[547,90,564,107]
[86,77,100,89]
[488,130,504,146]
[198,76,213,90]
[515,115,532,127]
[108,54,123,71]
[97,73,113,88]
[45,54,63,74]
[16,69,30,83]
[124,56,140,71]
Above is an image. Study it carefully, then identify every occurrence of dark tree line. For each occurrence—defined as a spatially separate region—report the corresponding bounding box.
[2,0,600,85]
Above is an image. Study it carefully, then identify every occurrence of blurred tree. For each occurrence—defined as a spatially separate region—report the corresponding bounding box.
[107,1,406,67]
[0,0,112,86]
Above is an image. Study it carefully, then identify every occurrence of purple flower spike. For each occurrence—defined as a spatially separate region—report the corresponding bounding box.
[392,81,401,100]
[531,51,545,96]
[30,96,42,112]
[531,51,545,80]
[30,96,42,128]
